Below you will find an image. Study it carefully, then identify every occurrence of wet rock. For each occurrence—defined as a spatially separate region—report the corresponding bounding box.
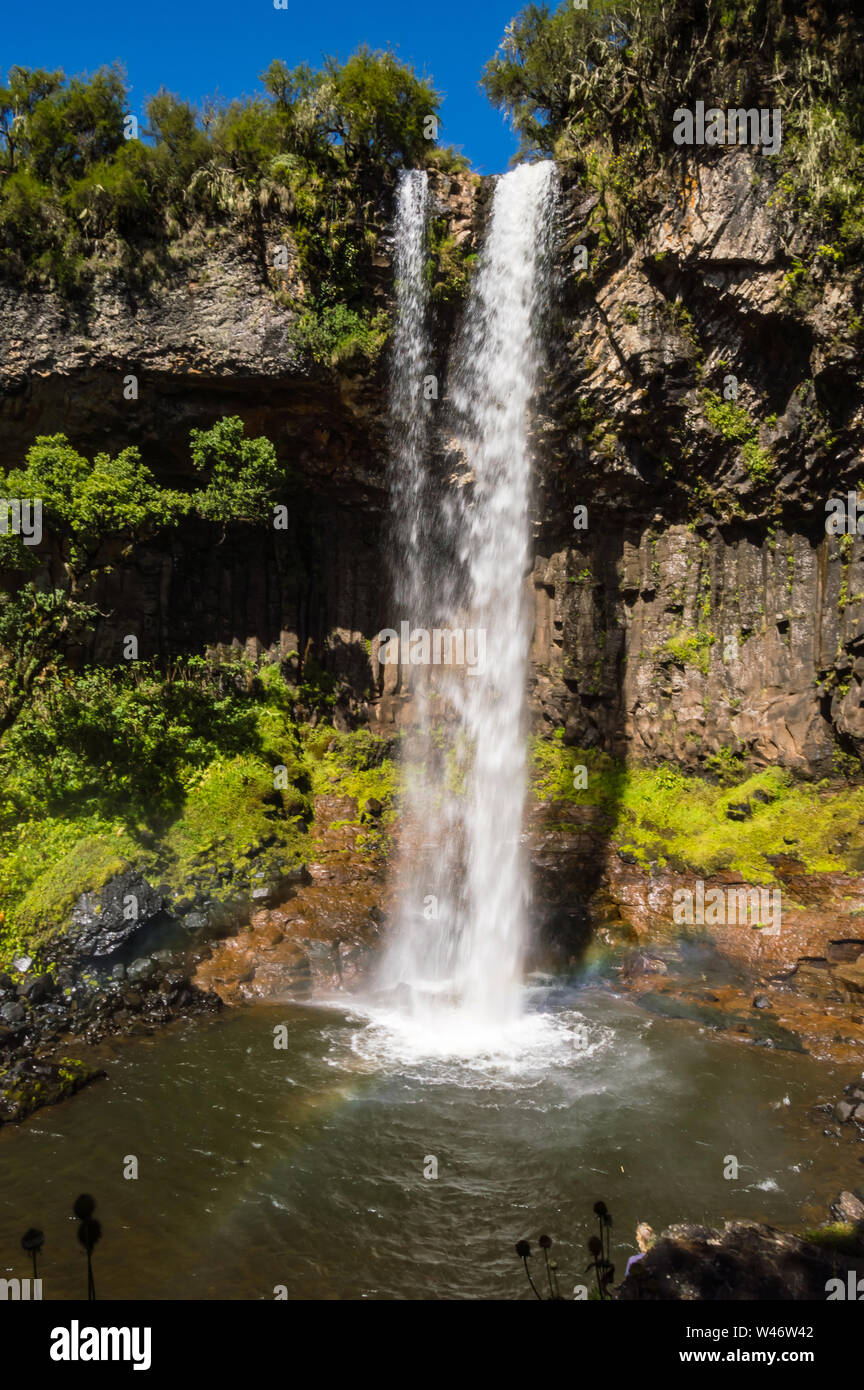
[68,871,167,958]
[836,1100,856,1122]
[725,801,751,822]
[182,911,209,934]
[620,951,668,981]
[615,1220,864,1300]
[126,957,156,983]
[363,797,383,818]
[0,1057,106,1126]
[829,1191,864,1224]
[17,974,54,1005]
[250,883,279,904]
[0,1001,26,1025]
[752,994,772,1010]
[836,958,864,994]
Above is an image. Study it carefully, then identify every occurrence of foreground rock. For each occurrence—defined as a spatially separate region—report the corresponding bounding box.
[615,1219,864,1300]
[0,1057,106,1126]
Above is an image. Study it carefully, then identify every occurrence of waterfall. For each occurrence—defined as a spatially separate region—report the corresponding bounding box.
[387,169,432,616]
[379,162,558,1043]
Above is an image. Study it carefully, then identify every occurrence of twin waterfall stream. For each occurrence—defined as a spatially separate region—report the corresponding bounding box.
[378,163,559,1047]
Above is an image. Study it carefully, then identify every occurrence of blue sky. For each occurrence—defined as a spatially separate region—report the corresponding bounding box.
[2,0,527,174]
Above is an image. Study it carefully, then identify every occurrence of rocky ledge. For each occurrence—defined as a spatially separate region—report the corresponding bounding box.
[616,1199,864,1300]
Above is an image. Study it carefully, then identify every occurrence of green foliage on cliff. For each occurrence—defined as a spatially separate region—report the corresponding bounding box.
[0,639,396,963]
[483,1,864,255]
[304,725,397,808]
[290,303,390,368]
[0,48,462,305]
[0,416,288,737]
[425,216,478,303]
[701,391,774,484]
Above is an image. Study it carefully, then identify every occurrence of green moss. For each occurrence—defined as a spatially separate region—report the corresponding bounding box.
[798,1223,863,1256]
[702,390,774,485]
[0,1057,102,1123]
[530,733,864,881]
[702,391,754,444]
[659,630,715,675]
[0,656,331,962]
[425,216,477,303]
[9,827,143,957]
[164,753,307,884]
[741,437,774,482]
[302,725,397,811]
[290,304,389,369]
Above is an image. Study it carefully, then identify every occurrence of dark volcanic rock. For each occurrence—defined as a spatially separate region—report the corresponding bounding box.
[615,1221,864,1300]
[67,872,167,957]
[0,1057,106,1126]
[17,973,55,1005]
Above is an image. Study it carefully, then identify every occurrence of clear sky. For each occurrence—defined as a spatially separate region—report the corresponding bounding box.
[1,0,527,174]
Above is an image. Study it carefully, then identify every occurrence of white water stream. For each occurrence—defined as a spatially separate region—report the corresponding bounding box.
[378,162,558,1050]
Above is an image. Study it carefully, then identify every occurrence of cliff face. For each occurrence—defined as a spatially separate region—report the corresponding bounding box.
[9,151,859,776]
[530,150,864,778]
[3,151,864,1051]
[0,170,481,724]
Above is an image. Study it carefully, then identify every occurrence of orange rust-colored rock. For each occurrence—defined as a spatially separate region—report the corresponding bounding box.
[193,792,387,1005]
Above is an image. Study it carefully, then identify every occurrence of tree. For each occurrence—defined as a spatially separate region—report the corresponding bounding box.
[481,1,864,164]
[308,47,441,175]
[0,436,186,735]
[23,64,128,186]
[189,415,283,526]
[145,90,210,183]
[0,66,63,173]
[0,418,285,737]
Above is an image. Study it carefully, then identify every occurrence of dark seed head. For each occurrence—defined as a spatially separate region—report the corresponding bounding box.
[588,1235,602,1256]
[21,1228,44,1253]
[515,1240,531,1259]
[593,1200,608,1217]
[73,1193,95,1220]
[539,1234,552,1249]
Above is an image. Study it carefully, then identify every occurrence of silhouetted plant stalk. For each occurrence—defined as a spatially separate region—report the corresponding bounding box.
[516,1210,616,1301]
[20,1227,44,1282]
[585,1200,615,1299]
[74,1194,101,1301]
[539,1234,555,1298]
[514,1240,543,1299]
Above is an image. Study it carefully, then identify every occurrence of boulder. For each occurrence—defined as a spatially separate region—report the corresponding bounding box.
[615,1220,864,1300]
[67,871,167,958]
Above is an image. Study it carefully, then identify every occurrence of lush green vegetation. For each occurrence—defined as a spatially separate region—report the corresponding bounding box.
[425,216,478,304]
[701,390,774,483]
[0,49,466,327]
[0,655,397,967]
[0,412,399,967]
[0,416,282,737]
[531,730,864,880]
[482,1,864,258]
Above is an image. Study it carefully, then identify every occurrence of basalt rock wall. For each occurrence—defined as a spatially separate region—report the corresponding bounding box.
[4,153,860,776]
